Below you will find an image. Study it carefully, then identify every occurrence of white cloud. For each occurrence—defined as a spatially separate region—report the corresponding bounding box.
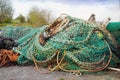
[12,0,120,21]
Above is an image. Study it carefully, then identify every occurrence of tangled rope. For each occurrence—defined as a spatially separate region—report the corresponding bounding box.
[33,39,112,74]
[0,49,19,67]
[0,14,120,74]
[47,40,112,74]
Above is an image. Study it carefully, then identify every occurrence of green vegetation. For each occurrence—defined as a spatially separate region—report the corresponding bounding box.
[58,78,65,80]
[0,0,52,27]
[0,0,13,23]
[27,6,51,27]
[15,14,26,23]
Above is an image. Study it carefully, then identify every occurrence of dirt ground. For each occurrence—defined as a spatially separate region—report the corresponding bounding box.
[0,66,120,80]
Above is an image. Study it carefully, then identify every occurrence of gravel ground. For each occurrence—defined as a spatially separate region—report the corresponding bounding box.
[0,66,120,80]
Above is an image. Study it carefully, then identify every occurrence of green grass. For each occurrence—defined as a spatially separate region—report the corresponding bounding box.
[0,23,11,27]
[0,23,32,27]
[58,78,65,80]
[0,22,44,28]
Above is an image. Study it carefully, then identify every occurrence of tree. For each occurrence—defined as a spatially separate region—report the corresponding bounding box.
[15,14,25,23]
[0,0,13,23]
[27,6,51,27]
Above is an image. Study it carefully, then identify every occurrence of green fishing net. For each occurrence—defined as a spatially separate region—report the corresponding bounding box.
[107,22,120,44]
[0,16,120,73]
[0,26,32,40]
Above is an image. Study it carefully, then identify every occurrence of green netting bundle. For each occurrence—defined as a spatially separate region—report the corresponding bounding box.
[0,16,120,73]
[0,26,32,40]
[107,22,120,44]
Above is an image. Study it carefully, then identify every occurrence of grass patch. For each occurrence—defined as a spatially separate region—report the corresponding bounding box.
[58,78,65,80]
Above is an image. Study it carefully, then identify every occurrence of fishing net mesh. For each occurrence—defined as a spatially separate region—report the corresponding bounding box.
[0,15,120,73]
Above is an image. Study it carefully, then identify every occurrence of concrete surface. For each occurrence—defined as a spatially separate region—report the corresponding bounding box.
[0,66,120,80]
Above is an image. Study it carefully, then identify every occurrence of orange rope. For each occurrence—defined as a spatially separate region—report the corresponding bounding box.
[0,49,19,67]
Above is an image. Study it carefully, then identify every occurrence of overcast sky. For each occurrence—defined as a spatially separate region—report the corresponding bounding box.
[12,0,120,21]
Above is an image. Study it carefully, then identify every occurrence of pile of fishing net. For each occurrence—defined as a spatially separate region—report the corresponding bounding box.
[0,14,120,73]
